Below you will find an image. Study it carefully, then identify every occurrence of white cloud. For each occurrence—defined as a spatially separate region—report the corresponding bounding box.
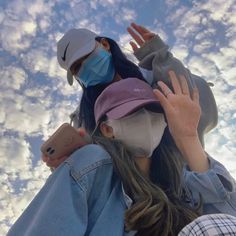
[205,130,236,179]
[114,7,137,25]
[187,56,218,79]
[172,45,189,62]
[0,19,36,54]
[1,0,236,234]
[0,136,31,171]
[165,0,179,8]
[0,66,27,90]
[195,0,233,22]
[0,0,54,55]
[0,135,50,235]
[193,40,214,54]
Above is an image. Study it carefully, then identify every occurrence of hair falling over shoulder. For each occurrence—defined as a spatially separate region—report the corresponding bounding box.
[93,129,201,236]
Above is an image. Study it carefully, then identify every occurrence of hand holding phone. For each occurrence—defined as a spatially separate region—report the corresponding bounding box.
[41,123,91,161]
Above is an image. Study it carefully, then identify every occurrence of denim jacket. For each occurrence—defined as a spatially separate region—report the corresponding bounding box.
[8,144,236,236]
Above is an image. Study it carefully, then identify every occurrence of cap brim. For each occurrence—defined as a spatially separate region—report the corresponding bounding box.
[66,39,96,86]
[68,39,96,70]
[67,70,74,86]
[106,99,162,120]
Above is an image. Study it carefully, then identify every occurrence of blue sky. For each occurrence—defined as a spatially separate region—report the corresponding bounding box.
[1,0,236,234]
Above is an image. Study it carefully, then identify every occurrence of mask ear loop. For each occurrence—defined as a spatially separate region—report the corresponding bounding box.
[91,116,115,140]
[90,122,100,140]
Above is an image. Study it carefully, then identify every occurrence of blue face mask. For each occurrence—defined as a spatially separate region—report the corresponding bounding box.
[75,47,115,87]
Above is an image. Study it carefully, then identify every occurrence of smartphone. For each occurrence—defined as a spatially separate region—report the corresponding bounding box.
[41,123,91,159]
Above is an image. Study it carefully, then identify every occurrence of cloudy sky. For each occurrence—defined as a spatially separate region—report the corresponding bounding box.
[1,0,236,234]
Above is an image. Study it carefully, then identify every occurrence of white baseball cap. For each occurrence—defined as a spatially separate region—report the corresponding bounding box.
[57,28,98,85]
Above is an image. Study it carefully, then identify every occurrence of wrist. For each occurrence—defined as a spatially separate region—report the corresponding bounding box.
[174,134,199,148]
[175,135,209,172]
[134,35,168,61]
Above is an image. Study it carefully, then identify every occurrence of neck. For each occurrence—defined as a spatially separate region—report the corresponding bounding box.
[134,156,151,178]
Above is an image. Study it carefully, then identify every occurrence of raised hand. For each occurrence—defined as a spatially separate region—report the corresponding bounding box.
[127,22,156,52]
[153,70,201,142]
[154,71,208,172]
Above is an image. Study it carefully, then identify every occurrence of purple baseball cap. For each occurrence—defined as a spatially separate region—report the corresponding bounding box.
[94,78,162,124]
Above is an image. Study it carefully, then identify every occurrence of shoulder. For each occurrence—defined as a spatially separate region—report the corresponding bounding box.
[65,144,112,175]
[64,144,114,193]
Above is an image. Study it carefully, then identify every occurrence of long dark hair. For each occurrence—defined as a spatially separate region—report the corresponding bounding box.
[93,126,201,236]
[78,37,145,133]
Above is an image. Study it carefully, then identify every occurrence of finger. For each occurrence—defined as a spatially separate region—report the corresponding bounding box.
[192,87,199,104]
[127,27,144,46]
[42,154,49,162]
[144,32,156,41]
[46,155,68,168]
[54,156,69,168]
[179,75,190,96]
[153,88,171,112]
[77,127,86,136]
[168,70,182,95]
[157,81,173,97]
[45,158,55,167]
[129,41,139,52]
[131,22,150,34]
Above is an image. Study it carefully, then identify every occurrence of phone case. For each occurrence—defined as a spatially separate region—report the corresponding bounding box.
[41,123,90,159]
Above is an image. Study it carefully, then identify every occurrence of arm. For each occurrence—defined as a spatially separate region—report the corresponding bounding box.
[154,71,209,172]
[183,155,236,216]
[41,127,89,169]
[9,144,114,236]
[127,23,200,87]
[7,163,88,236]
[127,23,218,145]
[154,71,236,216]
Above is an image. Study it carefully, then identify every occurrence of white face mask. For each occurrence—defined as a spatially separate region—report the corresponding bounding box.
[107,108,167,157]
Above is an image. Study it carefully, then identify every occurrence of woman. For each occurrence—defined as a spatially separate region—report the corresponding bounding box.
[9,72,236,236]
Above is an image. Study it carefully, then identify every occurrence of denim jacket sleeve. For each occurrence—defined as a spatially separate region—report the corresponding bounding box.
[183,155,236,216]
[134,35,218,145]
[7,144,113,236]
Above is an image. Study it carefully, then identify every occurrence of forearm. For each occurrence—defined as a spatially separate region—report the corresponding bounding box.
[175,136,209,172]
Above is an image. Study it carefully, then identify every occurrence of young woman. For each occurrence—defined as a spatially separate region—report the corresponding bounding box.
[8,72,236,236]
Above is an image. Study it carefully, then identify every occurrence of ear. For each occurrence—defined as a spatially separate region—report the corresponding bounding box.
[100,38,110,51]
[99,122,114,138]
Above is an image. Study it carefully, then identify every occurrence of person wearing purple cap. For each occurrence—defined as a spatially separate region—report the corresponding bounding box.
[8,71,236,236]
[91,71,236,235]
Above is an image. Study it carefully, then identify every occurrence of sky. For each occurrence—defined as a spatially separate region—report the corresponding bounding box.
[0,0,236,234]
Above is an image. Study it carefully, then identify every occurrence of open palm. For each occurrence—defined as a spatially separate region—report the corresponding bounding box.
[154,71,201,142]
